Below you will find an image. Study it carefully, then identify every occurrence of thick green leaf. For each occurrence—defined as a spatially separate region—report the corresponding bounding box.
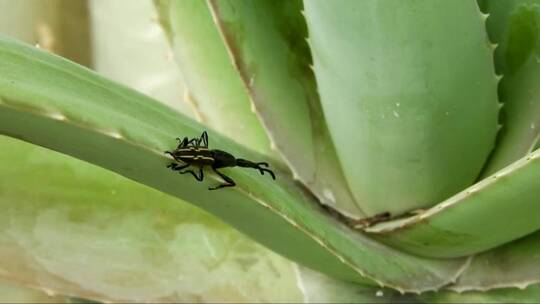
[422,284,540,303]
[296,265,540,303]
[154,0,276,159]
[295,267,417,303]
[448,230,540,292]
[363,1,540,258]
[0,278,64,303]
[304,0,499,216]
[207,0,363,217]
[65,298,101,304]
[366,149,540,258]
[0,36,469,292]
[0,136,302,302]
[481,0,540,175]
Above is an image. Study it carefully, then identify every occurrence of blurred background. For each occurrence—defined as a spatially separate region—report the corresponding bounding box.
[0,0,192,115]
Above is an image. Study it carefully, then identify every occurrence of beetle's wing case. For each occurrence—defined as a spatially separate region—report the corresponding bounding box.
[175,147,215,165]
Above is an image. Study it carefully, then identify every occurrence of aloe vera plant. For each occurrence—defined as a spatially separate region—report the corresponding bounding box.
[1,0,540,302]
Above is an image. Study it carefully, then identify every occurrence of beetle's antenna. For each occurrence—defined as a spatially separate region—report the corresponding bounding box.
[199,131,209,147]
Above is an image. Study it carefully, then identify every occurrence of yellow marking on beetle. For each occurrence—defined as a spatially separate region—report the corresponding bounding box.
[194,156,215,161]
[179,155,214,161]
[177,147,209,152]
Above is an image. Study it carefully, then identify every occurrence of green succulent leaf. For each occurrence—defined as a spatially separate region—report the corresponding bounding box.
[362,0,540,260]
[0,136,301,303]
[480,0,540,176]
[449,230,540,292]
[4,0,540,300]
[65,298,102,304]
[206,0,364,217]
[421,283,540,303]
[153,0,276,159]
[0,278,65,303]
[304,0,499,216]
[366,149,540,258]
[295,266,417,303]
[0,35,471,292]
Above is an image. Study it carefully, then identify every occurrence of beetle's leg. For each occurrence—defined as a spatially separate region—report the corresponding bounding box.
[179,168,204,182]
[167,163,190,171]
[236,159,276,180]
[209,167,236,190]
[185,167,204,181]
[197,167,204,181]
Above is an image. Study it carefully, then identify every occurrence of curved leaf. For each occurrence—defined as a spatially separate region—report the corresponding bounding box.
[295,266,417,303]
[0,278,64,303]
[0,136,302,303]
[0,35,469,292]
[366,149,540,258]
[207,0,364,217]
[304,0,499,216]
[422,284,540,303]
[480,0,540,176]
[363,1,540,257]
[154,0,276,159]
[448,230,540,292]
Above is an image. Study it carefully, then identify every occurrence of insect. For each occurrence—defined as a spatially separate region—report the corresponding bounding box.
[165,131,276,190]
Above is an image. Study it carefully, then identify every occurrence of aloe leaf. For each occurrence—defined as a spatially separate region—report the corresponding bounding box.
[363,1,540,258]
[304,0,499,216]
[0,278,64,303]
[366,149,540,258]
[447,230,540,292]
[206,0,363,217]
[66,298,101,304]
[477,0,489,12]
[0,136,302,303]
[0,35,469,292]
[153,0,276,158]
[422,284,540,303]
[295,266,417,303]
[295,266,540,304]
[88,0,191,115]
[480,0,540,175]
